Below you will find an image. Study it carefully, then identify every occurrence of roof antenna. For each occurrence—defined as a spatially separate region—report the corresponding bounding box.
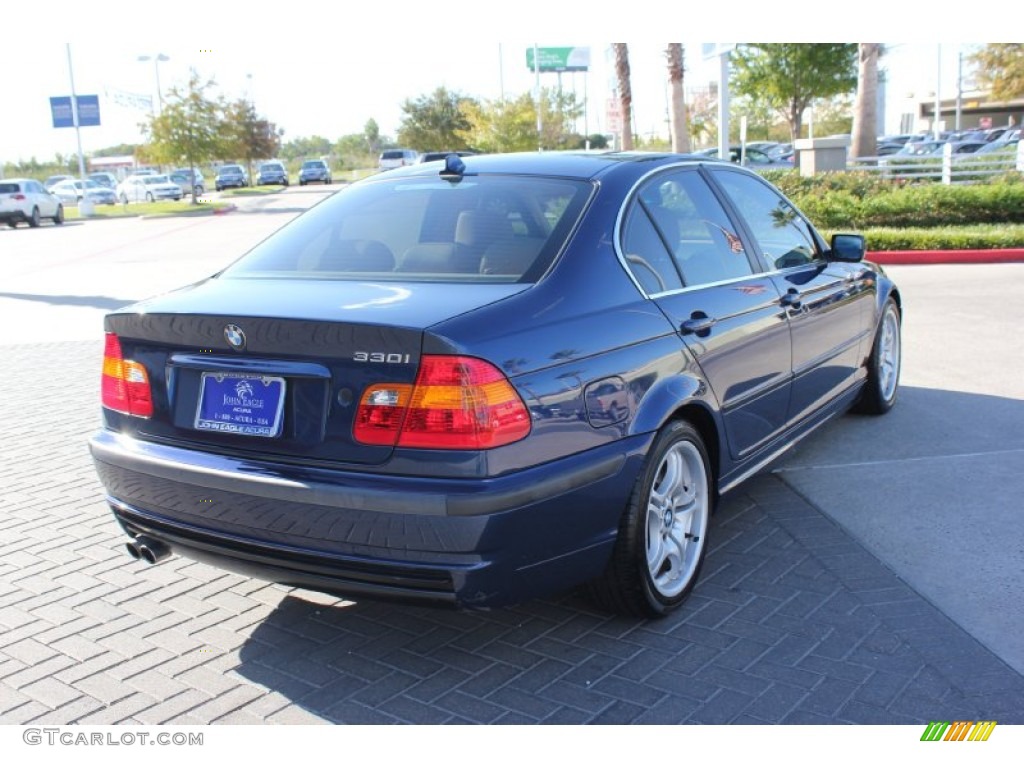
[440,154,466,179]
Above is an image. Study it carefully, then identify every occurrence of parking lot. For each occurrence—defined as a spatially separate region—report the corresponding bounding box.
[1,189,1022,725]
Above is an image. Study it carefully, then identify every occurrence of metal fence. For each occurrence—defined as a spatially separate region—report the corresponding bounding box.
[848,142,1024,183]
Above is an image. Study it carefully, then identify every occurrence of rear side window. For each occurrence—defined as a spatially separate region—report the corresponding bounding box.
[222,175,593,283]
[621,168,754,292]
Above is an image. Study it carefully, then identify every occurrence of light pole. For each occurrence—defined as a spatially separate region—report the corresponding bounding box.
[138,53,170,114]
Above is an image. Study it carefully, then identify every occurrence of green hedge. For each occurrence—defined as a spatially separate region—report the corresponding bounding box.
[834,224,1024,251]
[761,171,1024,230]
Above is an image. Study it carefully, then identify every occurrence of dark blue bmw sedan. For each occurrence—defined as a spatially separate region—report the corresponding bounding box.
[90,152,902,617]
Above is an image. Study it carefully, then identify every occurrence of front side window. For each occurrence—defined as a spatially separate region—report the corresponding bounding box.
[710,169,820,270]
[222,175,593,283]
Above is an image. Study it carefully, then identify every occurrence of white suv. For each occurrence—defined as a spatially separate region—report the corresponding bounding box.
[0,178,63,228]
[378,148,418,171]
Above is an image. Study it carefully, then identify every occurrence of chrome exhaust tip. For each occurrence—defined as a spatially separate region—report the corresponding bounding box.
[126,535,171,565]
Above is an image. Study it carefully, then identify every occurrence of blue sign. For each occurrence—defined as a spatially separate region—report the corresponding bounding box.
[50,94,101,128]
[76,95,101,127]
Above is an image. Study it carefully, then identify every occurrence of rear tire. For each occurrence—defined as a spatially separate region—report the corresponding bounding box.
[587,420,712,617]
[28,207,40,228]
[146,192,155,203]
[853,298,901,415]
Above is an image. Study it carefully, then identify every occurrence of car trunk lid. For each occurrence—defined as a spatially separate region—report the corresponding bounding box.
[104,276,528,465]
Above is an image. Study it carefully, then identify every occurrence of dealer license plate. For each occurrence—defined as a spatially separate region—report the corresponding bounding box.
[194,373,285,438]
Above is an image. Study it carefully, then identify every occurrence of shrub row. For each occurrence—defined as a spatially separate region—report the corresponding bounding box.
[762,171,1024,230]
[830,224,1024,252]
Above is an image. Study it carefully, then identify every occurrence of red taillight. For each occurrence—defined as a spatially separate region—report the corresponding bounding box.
[354,355,530,450]
[12,193,26,200]
[101,333,153,418]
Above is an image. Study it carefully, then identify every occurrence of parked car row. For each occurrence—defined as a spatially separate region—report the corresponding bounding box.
[876,127,1020,159]
[692,145,794,170]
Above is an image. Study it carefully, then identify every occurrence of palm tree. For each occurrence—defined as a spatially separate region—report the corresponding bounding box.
[851,43,881,160]
[666,44,690,153]
[613,44,633,151]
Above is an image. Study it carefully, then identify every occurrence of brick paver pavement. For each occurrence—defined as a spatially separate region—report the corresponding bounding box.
[2,340,1022,724]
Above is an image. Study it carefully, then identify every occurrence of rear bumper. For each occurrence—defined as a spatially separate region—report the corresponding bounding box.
[90,430,650,608]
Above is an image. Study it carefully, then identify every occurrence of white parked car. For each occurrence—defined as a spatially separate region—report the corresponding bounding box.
[116,174,184,203]
[0,178,63,227]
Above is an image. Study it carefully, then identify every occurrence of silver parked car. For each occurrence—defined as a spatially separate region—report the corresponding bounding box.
[169,168,207,196]
[0,178,63,227]
[51,179,118,206]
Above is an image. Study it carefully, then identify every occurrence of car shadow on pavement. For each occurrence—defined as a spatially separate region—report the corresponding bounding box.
[231,413,1024,726]
[0,291,136,310]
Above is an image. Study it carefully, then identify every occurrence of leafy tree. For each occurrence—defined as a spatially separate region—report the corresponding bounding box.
[223,99,284,182]
[461,93,539,153]
[970,44,1024,100]
[851,43,881,159]
[93,143,139,158]
[666,44,690,152]
[397,87,478,150]
[364,119,381,154]
[334,133,377,170]
[730,44,857,141]
[460,89,583,153]
[140,71,225,203]
[279,135,332,163]
[612,44,633,150]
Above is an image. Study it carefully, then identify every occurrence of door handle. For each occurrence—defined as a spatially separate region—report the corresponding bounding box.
[780,290,802,309]
[681,316,716,335]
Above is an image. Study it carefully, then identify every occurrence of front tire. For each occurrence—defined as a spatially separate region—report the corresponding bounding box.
[53,205,64,225]
[146,192,155,203]
[853,298,901,415]
[587,420,712,617]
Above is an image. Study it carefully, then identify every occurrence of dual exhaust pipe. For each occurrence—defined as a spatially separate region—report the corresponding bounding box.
[125,535,171,565]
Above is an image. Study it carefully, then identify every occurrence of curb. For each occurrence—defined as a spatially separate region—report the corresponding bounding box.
[869,249,1024,265]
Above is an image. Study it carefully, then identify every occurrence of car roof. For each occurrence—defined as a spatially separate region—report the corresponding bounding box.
[382,150,712,181]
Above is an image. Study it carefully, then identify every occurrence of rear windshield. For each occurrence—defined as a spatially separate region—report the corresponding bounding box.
[381,151,405,160]
[0,183,19,193]
[302,161,323,168]
[221,174,593,283]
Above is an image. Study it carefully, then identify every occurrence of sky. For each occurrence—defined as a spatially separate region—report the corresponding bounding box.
[1,2,994,164]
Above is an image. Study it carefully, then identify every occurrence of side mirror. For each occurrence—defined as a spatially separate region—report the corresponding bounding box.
[829,233,866,263]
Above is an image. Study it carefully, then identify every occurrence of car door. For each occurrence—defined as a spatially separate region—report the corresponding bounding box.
[29,180,57,216]
[708,167,871,425]
[619,167,793,460]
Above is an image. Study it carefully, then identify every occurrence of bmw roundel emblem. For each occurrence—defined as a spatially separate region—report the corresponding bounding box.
[224,324,247,351]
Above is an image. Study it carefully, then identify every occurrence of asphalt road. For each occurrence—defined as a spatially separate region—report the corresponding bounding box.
[1,188,1021,726]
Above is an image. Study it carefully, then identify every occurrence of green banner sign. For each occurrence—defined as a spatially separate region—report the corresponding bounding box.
[526,47,590,73]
